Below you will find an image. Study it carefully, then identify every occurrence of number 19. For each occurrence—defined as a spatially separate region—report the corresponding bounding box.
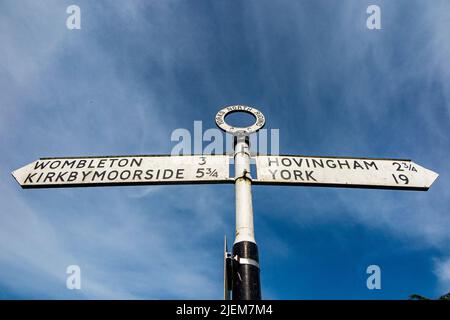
[392,174,409,185]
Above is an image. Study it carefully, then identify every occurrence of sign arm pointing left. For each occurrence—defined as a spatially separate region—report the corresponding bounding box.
[12,154,233,189]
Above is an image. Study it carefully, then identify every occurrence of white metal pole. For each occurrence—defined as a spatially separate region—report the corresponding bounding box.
[234,134,255,244]
[232,133,261,300]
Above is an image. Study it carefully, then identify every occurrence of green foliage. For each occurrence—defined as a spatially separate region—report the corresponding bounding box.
[409,292,450,300]
[438,293,450,300]
[409,294,430,300]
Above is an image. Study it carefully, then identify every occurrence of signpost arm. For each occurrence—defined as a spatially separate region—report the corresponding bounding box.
[232,133,261,300]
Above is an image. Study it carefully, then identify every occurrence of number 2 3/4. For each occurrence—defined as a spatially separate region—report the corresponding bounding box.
[391,162,411,185]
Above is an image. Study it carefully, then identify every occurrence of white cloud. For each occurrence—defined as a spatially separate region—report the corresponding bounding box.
[0,0,228,299]
[1,0,450,299]
[434,257,450,293]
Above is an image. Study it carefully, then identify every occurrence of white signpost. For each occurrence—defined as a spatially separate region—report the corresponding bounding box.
[12,155,232,188]
[254,155,438,190]
[11,105,439,300]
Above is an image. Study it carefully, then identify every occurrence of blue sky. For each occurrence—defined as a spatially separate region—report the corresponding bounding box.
[0,0,449,299]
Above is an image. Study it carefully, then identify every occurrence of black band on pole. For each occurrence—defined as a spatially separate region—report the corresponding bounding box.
[232,241,261,300]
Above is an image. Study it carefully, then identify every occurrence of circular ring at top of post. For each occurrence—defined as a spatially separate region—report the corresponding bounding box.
[215,105,265,135]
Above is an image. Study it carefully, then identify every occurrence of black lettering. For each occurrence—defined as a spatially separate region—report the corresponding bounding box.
[98,159,106,168]
[109,159,118,167]
[88,160,95,169]
[82,171,92,181]
[293,170,304,181]
[364,161,378,170]
[120,170,131,180]
[43,172,55,183]
[312,159,324,168]
[92,171,106,181]
[24,173,37,183]
[133,170,143,180]
[338,160,350,169]
[281,158,292,167]
[163,169,173,179]
[49,161,61,169]
[36,172,44,183]
[68,172,77,182]
[176,169,184,179]
[62,160,76,169]
[131,158,142,167]
[305,158,310,168]
[76,160,86,169]
[34,161,50,170]
[292,158,303,167]
[144,170,154,180]
[353,161,364,170]
[55,171,68,182]
[107,170,118,180]
[305,171,317,181]
[268,157,279,167]
[118,159,128,167]
[280,170,291,180]
[268,169,277,179]
[326,160,337,168]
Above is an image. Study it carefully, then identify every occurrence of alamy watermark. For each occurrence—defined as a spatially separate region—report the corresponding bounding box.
[65,5,381,31]
[66,5,81,30]
[366,265,381,290]
[366,5,381,30]
[170,121,279,157]
[66,265,81,290]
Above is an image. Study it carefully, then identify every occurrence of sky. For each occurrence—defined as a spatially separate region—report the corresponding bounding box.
[0,0,449,299]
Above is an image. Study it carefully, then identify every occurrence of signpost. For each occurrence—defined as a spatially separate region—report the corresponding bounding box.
[12,105,439,300]
[254,155,438,190]
[12,155,232,188]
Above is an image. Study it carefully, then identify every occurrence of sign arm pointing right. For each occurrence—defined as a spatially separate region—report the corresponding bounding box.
[253,155,438,191]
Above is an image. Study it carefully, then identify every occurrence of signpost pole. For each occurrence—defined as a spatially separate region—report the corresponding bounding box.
[232,133,261,300]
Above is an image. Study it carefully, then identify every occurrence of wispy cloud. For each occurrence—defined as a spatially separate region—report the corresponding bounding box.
[434,257,450,294]
[1,0,449,299]
[0,0,229,299]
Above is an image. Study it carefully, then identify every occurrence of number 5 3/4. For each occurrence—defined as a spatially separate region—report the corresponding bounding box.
[196,168,218,178]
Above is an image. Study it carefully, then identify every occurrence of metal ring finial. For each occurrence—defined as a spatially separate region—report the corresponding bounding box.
[215,105,265,135]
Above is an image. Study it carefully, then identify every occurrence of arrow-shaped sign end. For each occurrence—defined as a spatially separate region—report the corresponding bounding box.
[427,170,439,190]
[11,169,25,189]
[11,160,39,189]
[412,162,439,190]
